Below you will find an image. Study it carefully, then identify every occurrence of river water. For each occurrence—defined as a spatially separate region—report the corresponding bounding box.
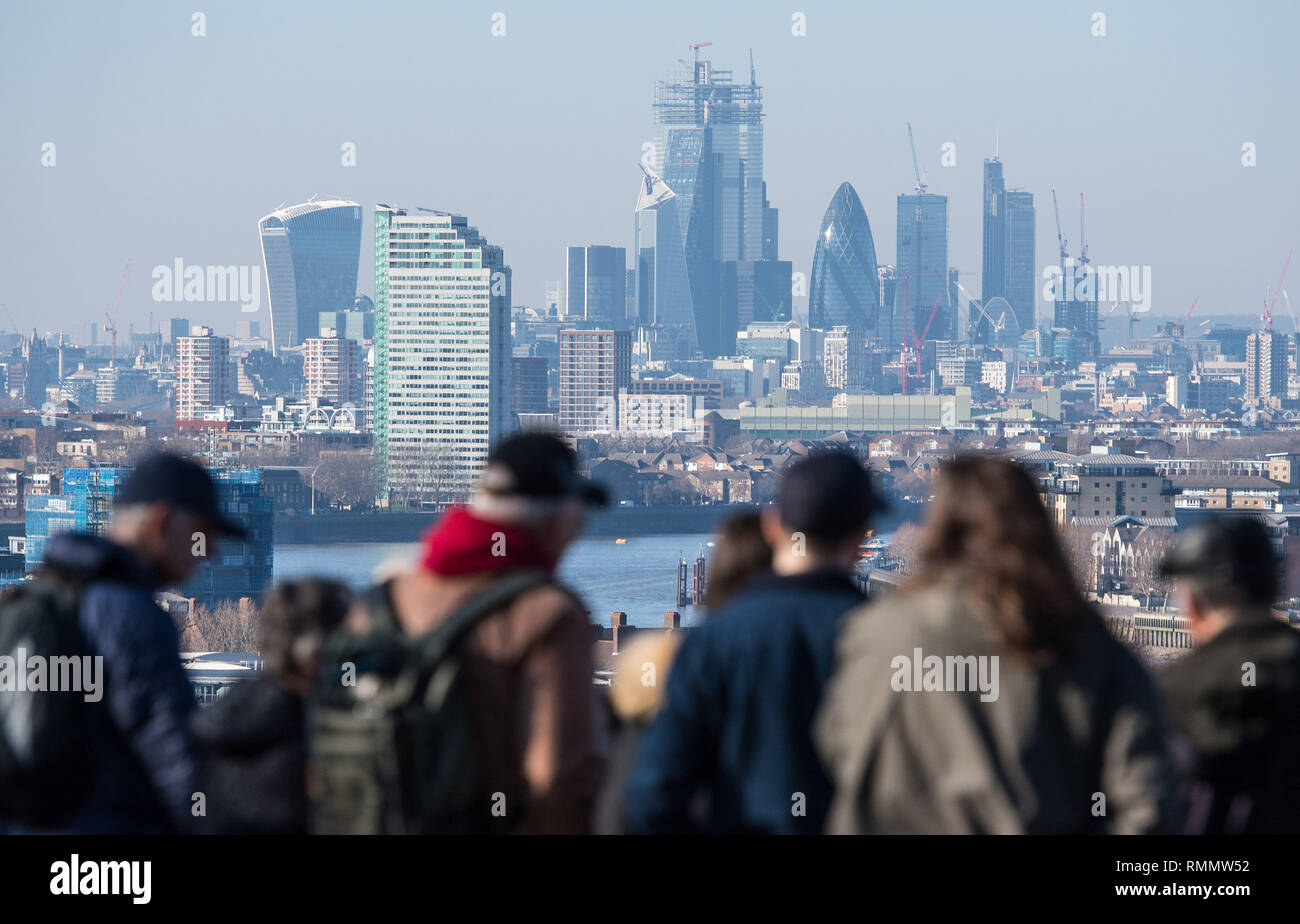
[275,533,714,629]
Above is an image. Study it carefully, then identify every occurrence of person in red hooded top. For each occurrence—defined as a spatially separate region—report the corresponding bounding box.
[350,433,608,834]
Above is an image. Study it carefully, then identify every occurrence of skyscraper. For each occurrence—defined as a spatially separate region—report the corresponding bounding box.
[559,329,631,434]
[633,164,698,357]
[1246,330,1287,402]
[648,50,770,357]
[373,206,511,507]
[258,199,362,354]
[980,156,1035,341]
[808,182,881,333]
[175,326,231,420]
[565,245,628,328]
[893,193,950,347]
[724,259,793,339]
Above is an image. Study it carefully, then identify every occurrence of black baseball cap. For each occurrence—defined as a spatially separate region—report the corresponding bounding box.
[777,450,883,540]
[480,434,608,507]
[1161,516,1278,606]
[115,452,247,537]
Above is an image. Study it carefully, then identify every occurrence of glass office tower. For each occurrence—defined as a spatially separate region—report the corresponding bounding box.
[649,51,769,357]
[808,182,881,333]
[258,200,362,353]
[980,158,1035,341]
[892,193,950,346]
[633,165,699,358]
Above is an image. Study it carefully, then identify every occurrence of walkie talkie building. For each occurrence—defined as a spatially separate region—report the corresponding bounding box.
[258,199,362,353]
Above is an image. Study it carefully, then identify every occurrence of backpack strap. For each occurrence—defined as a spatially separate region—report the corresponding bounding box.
[361,580,400,633]
[418,570,553,664]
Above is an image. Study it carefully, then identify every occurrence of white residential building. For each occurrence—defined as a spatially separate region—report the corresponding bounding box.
[373,207,511,506]
[176,326,231,421]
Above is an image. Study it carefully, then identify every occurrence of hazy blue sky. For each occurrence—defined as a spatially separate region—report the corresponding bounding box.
[2,0,1297,340]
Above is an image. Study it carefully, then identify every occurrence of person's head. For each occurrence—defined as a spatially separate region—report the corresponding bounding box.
[761,450,881,576]
[470,433,608,560]
[257,579,352,694]
[1161,516,1279,644]
[705,512,772,611]
[912,456,1091,661]
[107,452,247,588]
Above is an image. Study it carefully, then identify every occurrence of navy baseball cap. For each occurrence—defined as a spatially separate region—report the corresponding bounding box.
[116,452,247,537]
[480,434,608,507]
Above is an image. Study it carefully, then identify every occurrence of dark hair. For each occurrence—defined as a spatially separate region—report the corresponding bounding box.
[908,457,1094,661]
[706,512,772,612]
[777,450,880,546]
[256,579,352,681]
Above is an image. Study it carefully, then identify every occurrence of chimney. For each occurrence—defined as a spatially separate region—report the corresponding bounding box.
[610,611,628,654]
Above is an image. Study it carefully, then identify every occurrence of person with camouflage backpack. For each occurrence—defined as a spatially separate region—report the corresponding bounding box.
[310,434,607,834]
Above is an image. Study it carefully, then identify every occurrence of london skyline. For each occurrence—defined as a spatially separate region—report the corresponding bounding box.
[2,0,1297,338]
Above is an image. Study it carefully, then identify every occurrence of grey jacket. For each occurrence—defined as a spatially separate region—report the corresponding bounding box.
[815,581,1176,834]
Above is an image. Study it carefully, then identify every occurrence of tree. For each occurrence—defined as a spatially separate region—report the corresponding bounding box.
[884,523,923,576]
[313,450,376,509]
[1060,522,1102,592]
[175,599,260,652]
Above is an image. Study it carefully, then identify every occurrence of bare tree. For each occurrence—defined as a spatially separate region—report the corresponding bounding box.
[181,599,261,652]
[313,450,377,510]
[1128,529,1178,599]
[1059,522,1101,592]
[884,522,923,576]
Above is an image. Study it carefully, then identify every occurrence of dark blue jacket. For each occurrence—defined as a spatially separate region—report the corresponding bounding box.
[625,570,866,834]
[39,533,203,833]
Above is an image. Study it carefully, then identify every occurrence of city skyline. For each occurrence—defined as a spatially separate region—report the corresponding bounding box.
[3,1,1296,341]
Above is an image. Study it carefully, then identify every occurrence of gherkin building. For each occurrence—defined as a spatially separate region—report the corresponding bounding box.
[808,182,880,332]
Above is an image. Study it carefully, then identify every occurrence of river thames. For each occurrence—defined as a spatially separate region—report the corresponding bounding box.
[275,534,715,629]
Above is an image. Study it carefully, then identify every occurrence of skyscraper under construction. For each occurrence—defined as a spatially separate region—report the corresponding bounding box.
[637,46,783,358]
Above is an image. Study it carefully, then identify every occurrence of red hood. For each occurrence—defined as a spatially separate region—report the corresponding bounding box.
[419,507,558,576]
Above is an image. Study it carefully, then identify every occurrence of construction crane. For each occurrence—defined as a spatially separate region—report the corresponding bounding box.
[953,280,985,338]
[1262,249,1293,331]
[1078,193,1089,266]
[688,41,712,66]
[105,258,130,367]
[906,123,928,194]
[1181,296,1200,325]
[1051,188,1068,268]
[909,293,945,376]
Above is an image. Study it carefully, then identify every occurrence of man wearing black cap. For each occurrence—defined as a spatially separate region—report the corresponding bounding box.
[3,452,241,833]
[1159,516,1300,834]
[625,450,879,834]
[356,433,606,833]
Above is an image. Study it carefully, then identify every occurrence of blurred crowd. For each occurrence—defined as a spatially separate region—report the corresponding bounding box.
[2,437,1297,835]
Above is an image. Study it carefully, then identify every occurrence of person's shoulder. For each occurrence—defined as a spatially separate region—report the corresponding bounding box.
[79,580,171,640]
[522,579,587,623]
[836,592,921,662]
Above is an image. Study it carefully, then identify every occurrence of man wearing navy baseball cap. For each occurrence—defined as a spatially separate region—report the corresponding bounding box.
[6,452,231,833]
[626,449,882,834]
